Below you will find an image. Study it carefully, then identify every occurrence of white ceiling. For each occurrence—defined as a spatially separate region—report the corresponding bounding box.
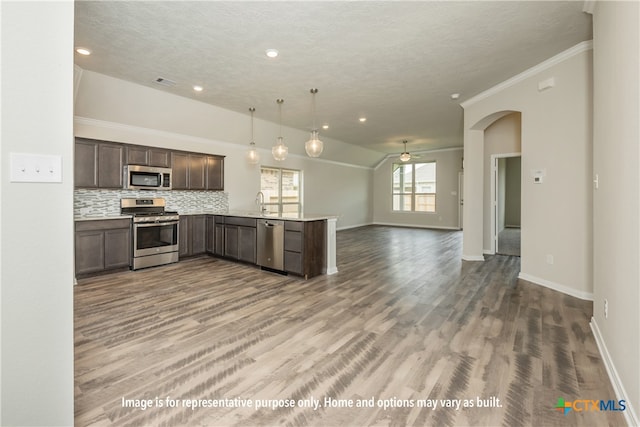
[74,1,592,155]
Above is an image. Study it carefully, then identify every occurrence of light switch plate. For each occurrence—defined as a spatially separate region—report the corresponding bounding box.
[10,152,62,183]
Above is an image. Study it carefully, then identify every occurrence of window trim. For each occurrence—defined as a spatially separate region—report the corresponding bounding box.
[391,161,437,213]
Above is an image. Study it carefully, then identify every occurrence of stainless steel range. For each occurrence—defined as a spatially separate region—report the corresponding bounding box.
[121,198,179,270]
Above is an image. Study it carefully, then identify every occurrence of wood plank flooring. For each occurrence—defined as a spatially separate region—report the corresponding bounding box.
[75,226,624,426]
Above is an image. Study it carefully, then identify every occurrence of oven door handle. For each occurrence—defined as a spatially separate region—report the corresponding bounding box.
[134,220,179,227]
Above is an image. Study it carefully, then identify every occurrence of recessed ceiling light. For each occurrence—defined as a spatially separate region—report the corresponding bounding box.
[265,49,279,58]
[322,124,329,130]
[193,85,204,92]
[359,117,367,123]
[75,47,91,56]
[450,93,460,100]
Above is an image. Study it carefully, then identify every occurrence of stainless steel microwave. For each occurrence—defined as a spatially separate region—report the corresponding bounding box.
[124,165,172,190]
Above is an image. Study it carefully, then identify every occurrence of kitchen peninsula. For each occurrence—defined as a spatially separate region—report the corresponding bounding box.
[196,211,338,279]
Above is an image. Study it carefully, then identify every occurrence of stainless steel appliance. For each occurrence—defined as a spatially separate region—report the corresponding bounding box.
[124,165,172,191]
[257,219,284,271]
[121,198,179,270]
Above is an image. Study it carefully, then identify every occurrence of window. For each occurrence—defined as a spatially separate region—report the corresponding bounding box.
[260,167,302,216]
[392,162,436,212]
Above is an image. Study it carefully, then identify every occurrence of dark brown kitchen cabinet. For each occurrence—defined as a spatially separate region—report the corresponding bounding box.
[189,154,207,190]
[75,219,131,276]
[75,139,98,187]
[74,138,124,189]
[284,220,325,279]
[206,155,224,190]
[206,215,225,256]
[171,152,190,190]
[213,216,225,256]
[125,145,171,167]
[98,143,124,188]
[214,216,256,263]
[171,152,208,190]
[206,216,215,253]
[179,215,206,258]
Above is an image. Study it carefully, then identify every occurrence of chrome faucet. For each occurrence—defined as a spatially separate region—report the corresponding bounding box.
[256,191,266,213]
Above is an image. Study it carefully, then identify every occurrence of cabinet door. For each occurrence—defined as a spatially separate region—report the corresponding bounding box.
[98,143,124,188]
[125,145,148,165]
[224,225,239,259]
[206,216,214,253]
[104,228,131,269]
[148,148,170,168]
[178,216,190,257]
[171,152,190,190]
[191,215,206,255]
[189,154,207,190]
[214,224,225,256]
[237,226,256,263]
[75,230,105,274]
[206,156,224,190]
[74,139,98,188]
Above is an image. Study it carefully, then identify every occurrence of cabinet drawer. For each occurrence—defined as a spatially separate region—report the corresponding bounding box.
[225,216,257,227]
[284,250,303,275]
[284,221,303,231]
[76,219,131,232]
[284,230,302,253]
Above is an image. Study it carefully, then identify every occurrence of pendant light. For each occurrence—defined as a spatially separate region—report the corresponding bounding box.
[272,99,288,161]
[246,107,260,165]
[305,88,324,158]
[399,140,411,162]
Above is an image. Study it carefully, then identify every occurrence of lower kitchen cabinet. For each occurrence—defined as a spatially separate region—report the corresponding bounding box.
[179,215,206,258]
[206,215,324,278]
[75,219,131,276]
[284,220,325,279]
[223,217,257,263]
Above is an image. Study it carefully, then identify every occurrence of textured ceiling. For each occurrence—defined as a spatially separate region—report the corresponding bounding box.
[74,1,592,155]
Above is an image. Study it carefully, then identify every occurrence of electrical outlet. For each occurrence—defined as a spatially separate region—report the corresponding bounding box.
[604,299,609,319]
[546,254,554,265]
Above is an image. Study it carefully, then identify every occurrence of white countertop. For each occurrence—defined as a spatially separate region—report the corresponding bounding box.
[183,210,338,222]
[75,211,337,222]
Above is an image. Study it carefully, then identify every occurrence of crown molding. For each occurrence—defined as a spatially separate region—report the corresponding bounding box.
[460,40,593,109]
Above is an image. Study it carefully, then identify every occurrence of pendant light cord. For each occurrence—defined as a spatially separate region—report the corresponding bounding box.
[310,88,318,131]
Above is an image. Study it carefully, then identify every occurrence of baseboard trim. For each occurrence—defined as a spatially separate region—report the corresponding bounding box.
[590,317,639,427]
[462,254,485,261]
[337,222,371,231]
[373,221,460,231]
[518,272,593,301]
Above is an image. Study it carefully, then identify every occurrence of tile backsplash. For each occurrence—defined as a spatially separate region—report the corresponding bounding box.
[74,189,229,217]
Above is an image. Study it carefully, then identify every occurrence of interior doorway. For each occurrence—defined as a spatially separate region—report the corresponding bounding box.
[491,154,521,256]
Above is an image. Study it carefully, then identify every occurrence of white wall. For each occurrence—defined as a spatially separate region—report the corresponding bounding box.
[372,148,463,229]
[74,70,374,229]
[462,43,593,300]
[1,2,75,425]
[592,1,640,423]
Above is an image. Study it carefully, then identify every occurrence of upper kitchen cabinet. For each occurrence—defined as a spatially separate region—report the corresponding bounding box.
[75,138,124,188]
[172,152,206,190]
[206,155,224,191]
[172,152,223,190]
[125,145,170,168]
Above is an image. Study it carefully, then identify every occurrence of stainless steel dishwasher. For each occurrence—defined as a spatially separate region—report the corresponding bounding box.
[257,219,284,270]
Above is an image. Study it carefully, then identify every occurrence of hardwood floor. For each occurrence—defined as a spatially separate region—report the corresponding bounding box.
[75,226,624,426]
